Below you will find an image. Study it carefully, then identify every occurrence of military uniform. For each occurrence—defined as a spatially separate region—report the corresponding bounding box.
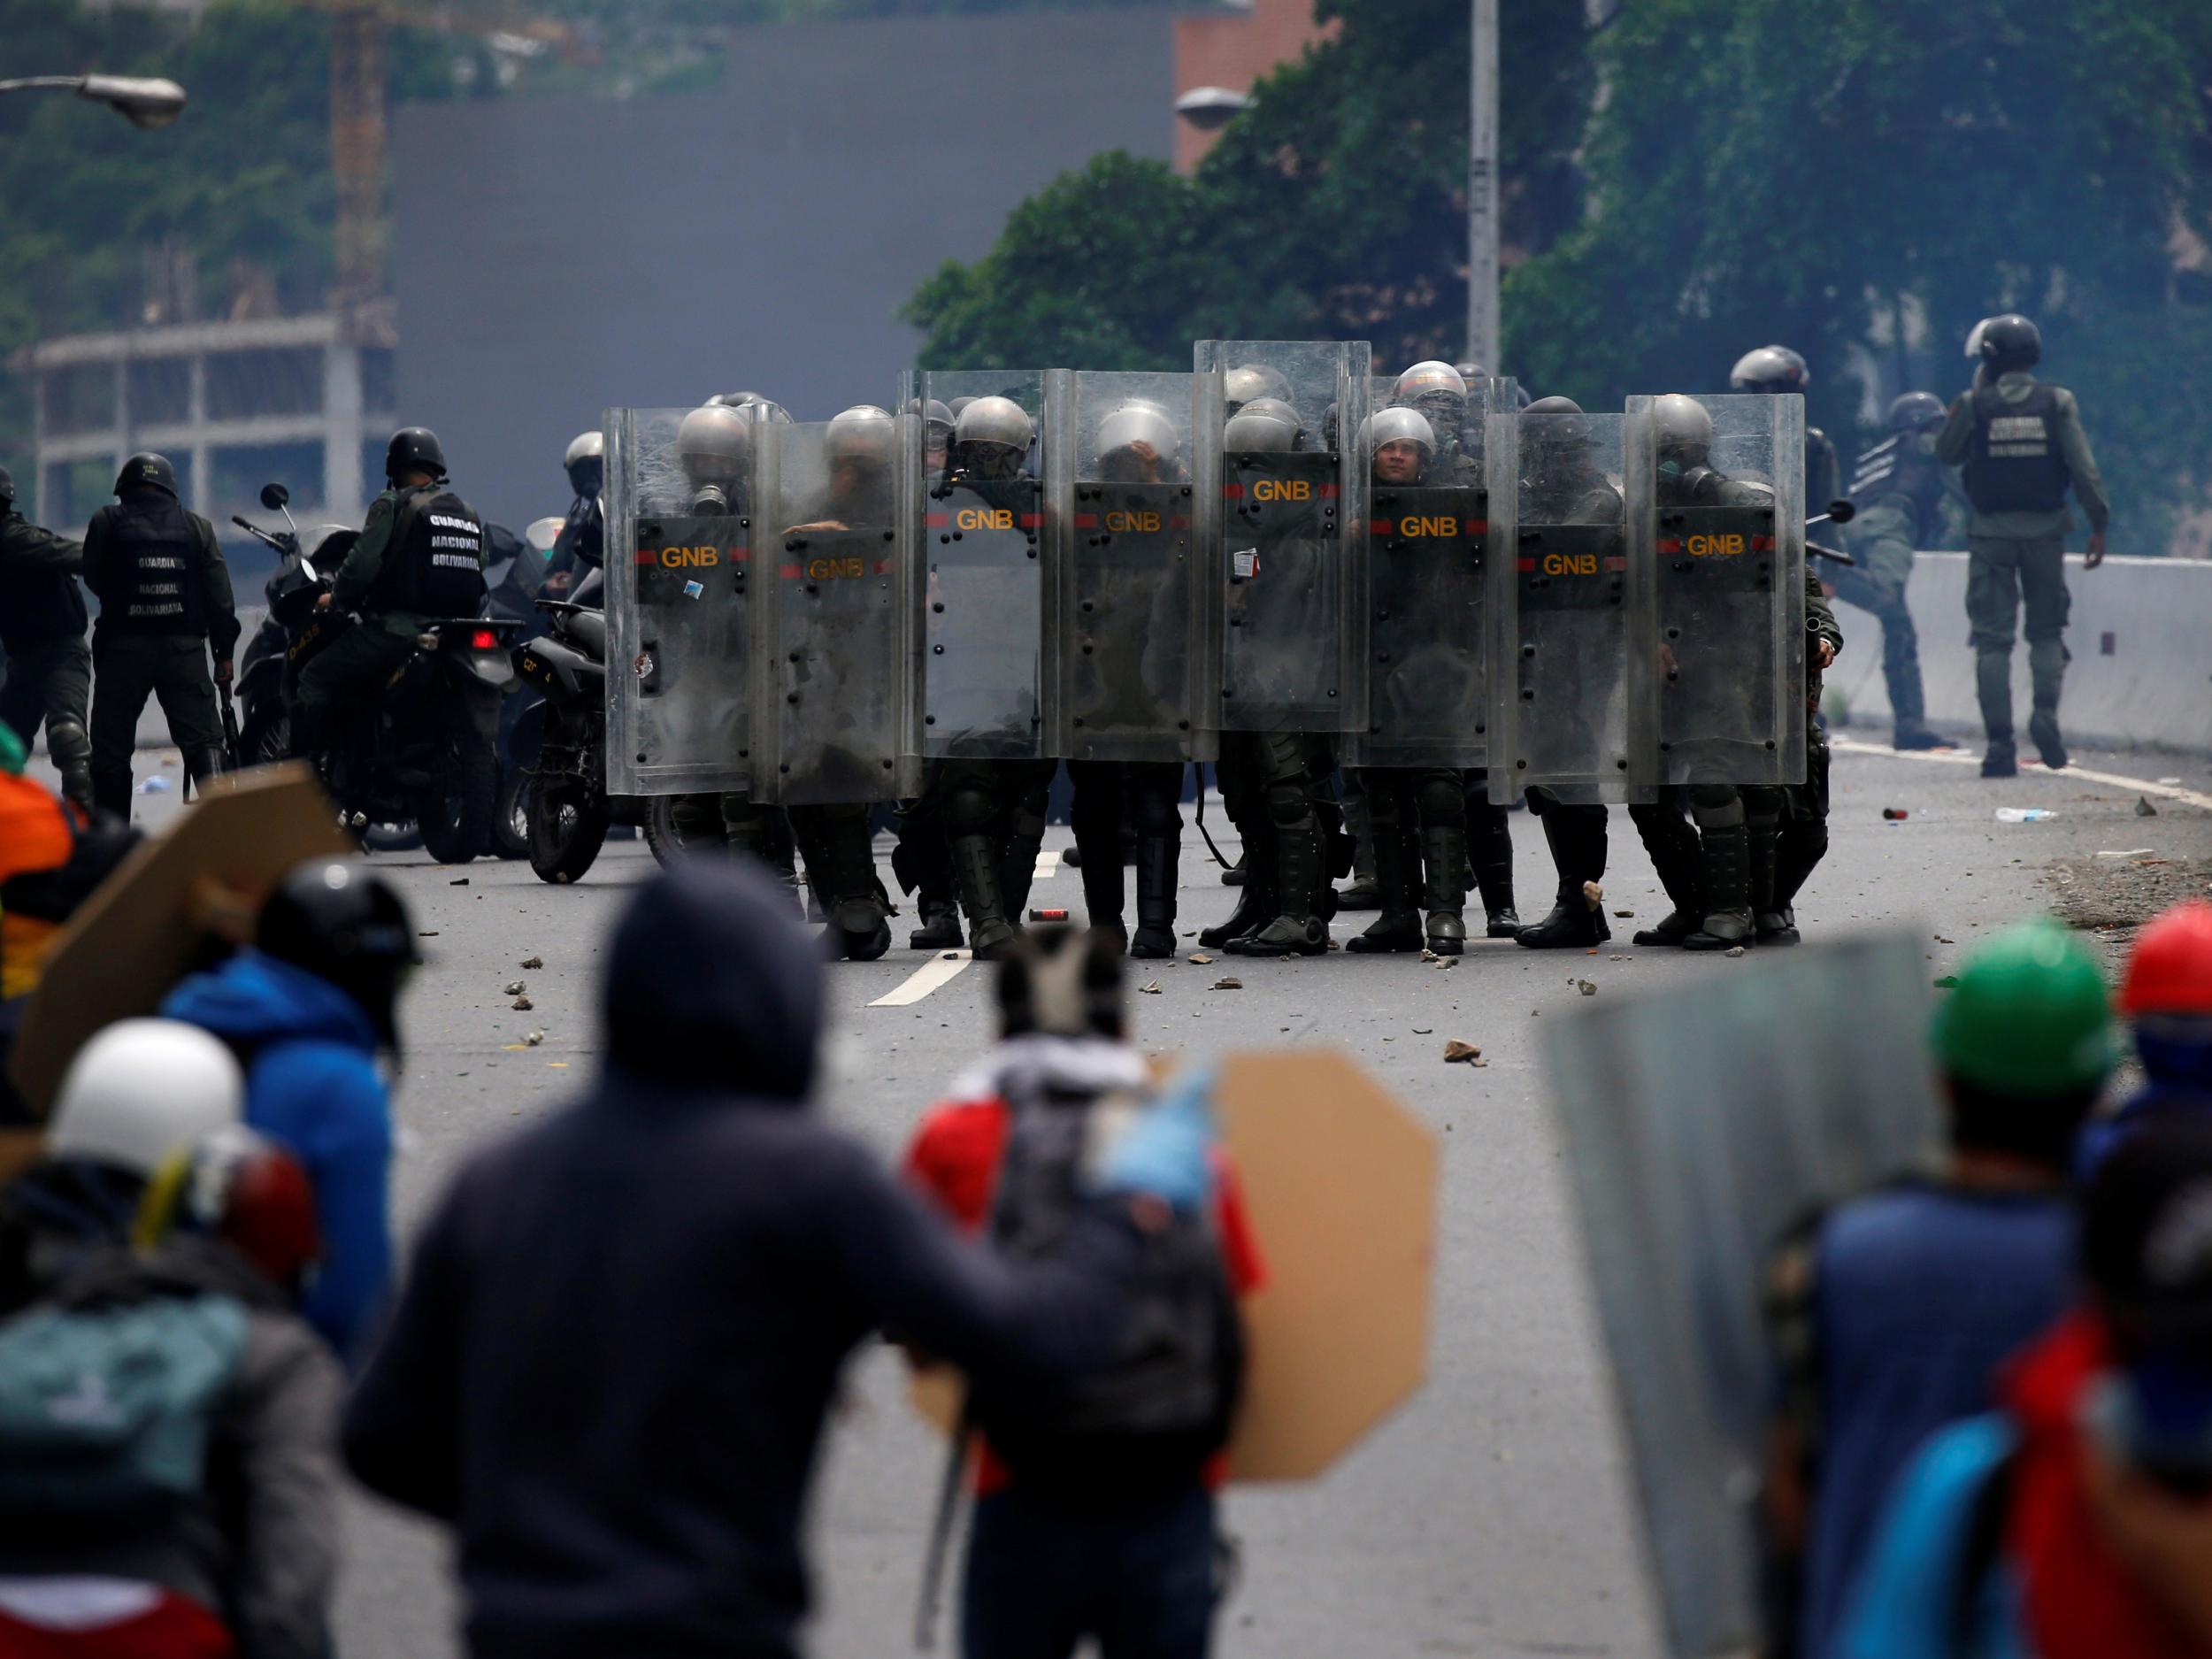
[1934,370,2108,772]
[82,480,238,814]
[0,494,92,808]
[1835,430,1950,749]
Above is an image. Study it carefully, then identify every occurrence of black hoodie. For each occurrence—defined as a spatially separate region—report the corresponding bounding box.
[343,861,1141,1659]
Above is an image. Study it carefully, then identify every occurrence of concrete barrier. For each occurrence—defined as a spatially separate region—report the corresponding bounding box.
[1824,552,2212,755]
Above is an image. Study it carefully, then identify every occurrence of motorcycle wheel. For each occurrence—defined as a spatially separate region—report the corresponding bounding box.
[644,796,712,868]
[527,776,611,884]
[492,766,531,861]
[419,730,496,865]
[241,703,289,766]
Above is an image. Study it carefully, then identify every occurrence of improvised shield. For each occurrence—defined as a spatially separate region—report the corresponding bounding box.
[904,370,1056,762]
[748,419,918,804]
[604,407,754,797]
[1545,931,1942,1657]
[1195,340,1371,737]
[1486,406,1645,803]
[1046,369,1218,764]
[1342,376,1515,769]
[1624,393,1807,790]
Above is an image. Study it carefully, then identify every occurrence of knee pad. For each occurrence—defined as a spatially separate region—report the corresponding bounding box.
[942,783,998,837]
[1687,785,1743,831]
[1415,773,1467,828]
[1263,780,1313,832]
[1130,772,1182,838]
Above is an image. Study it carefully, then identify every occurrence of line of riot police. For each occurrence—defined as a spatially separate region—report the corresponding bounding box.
[598,342,1830,962]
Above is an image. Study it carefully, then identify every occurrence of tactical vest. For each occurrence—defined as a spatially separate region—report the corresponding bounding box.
[0,517,89,653]
[1964,382,2070,514]
[373,487,487,618]
[104,495,206,636]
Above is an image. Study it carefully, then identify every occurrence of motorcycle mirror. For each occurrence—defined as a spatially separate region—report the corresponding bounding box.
[526,516,564,554]
[259,483,290,511]
[1826,498,1855,526]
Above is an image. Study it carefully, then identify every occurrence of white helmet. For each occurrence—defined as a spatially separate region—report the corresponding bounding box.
[48,1018,243,1179]
[563,430,604,469]
[953,396,1033,457]
[676,403,753,488]
[1650,393,1715,466]
[1361,405,1436,461]
[827,403,896,465]
[1094,400,1179,465]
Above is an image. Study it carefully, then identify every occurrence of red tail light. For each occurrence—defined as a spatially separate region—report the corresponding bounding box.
[471,628,498,650]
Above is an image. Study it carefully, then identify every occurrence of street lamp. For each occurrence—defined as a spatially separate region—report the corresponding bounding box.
[0,74,188,130]
[1173,86,1250,133]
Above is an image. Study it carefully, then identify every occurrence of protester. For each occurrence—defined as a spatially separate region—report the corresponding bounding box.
[905,926,1263,1659]
[1765,918,2115,1658]
[1845,1116,2212,1658]
[164,857,413,1358]
[343,858,1214,1659]
[2079,899,2212,1176]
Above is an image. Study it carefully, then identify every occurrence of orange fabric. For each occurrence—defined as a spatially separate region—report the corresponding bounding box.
[0,773,73,884]
[903,1092,1266,1494]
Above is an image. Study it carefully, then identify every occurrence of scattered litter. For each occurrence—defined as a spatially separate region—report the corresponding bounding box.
[1581,880,1603,910]
[1934,975,1961,989]
[2159,777,2183,786]
[1994,809,2057,823]
[1420,949,1440,963]
[1609,954,1625,962]
[1326,938,1340,950]
[134,777,172,795]
[1211,977,1243,991]
[2136,796,2159,818]
[159,757,177,767]
[504,980,527,995]
[1028,908,1069,921]
[1188,952,1214,964]
[1576,979,1597,996]
[2097,849,2156,857]
[1443,1040,1482,1064]
[1472,1057,1488,1068]
[1724,946,1747,959]
[1434,956,1455,970]
[1139,980,1163,995]
[518,956,542,970]
[1612,909,1634,918]
[1182,931,1196,938]
[546,1061,568,1068]
[1883,808,1909,821]
[525,1030,544,1046]
[1412,1026,1433,1035]
[511,995,534,1010]
[1935,934,1955,945]
[419,931,440,938]
[449,877,472,886]
[1586,947,1598,956]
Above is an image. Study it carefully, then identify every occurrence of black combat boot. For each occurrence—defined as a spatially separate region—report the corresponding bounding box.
[1517,810,1610,949]
[1336,795,1381,910]
[951,833,1019,959]
[1347,817,1421,954]
[2028,708,2069,772]
[1131,833,1179,959]
[1683,824,1755,950]
[811,816,892,963]
[1076,826,1127,941]
[1470,804,1518,938]
[1228,822,1329,956]
[1750,813,1795,947]
[1000,803,1047,923]
[1981,724,2018,779]
[909,899,963,951]
[1200,839,1276,949]
[1420,821,1469,956]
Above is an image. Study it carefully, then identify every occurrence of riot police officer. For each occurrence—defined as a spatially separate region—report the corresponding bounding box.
[539,430,604,597]
[1344,406,1472,955]
[292,429,486,772]
[1731,345,1842,518]
[1394,361,1477,477]
[1835,392,1952,751]
[1934,313,2109,776]
[0,465,93,808]
[82,452,239,814]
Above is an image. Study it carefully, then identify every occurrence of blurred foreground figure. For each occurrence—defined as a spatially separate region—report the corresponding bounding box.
[0,464,93,810]
[2081,900,2212,1177]
[907,927,1257,1658]
[344,859,1207,1659]
[1846,1118,2212,1659]
[1765,920,2114,1659]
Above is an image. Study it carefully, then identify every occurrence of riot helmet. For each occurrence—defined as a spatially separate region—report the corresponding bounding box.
[1650,394,1715,470]
[706,390,765,410]
[0,465,14,509]
[676,403,754,495]
[1362,405,1435,484]
[385,426,448,486]
[1886,391,1947,433]
[828,403,897,467]
[564,430,604,498]
[141,1125,322,1294]
[946,396,977,419]
[952,396,1033,473]
[1223,364,1292,416]
[115,451,178,499]
[1394,360,1469,433]
[906,396,956,444]
[1224,402,1301,453]
[1453,360,1487,385]
[49,1018,242,1179]
[1970,313,2041,372]
[1524,395,1586,421]
[1094,400,1179,480]
[257,857,420,1048]
[1730,345,1809,394]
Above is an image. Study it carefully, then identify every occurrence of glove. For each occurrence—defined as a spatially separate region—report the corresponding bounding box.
[1090,1063,1219,1213]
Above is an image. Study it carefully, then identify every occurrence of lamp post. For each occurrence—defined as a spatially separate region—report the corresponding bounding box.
[0,74,188,130]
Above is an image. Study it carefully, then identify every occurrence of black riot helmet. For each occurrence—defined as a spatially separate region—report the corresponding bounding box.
[1970,313,2041,373]
[0,465,14,509]
[257,858,420,1048]
[384,426,449,487]
[1886,391,1947,433]
[115,452,178,499]
[1730,345,1810,394]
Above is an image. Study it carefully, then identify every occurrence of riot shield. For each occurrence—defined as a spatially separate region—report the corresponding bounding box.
[1194,340,1371,736]
[902,369,1056,761]
[1343,377,1515,770]
[748,419,917,805]
[1625,392,1807,791]
[1368,367,1514,481]
[1486,406,1644,803]
[1544,932,1943,1658]
[604,407,752,798]
[1045,369,1217,764]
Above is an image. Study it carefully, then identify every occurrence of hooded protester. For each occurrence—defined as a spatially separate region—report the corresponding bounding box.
[342,858,1211,1659]
[2078,900,2212,1177]
[163,858,417,1359]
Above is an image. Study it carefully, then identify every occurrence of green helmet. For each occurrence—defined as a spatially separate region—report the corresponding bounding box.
[0,722,25,776]
[1932,918,2116,1095]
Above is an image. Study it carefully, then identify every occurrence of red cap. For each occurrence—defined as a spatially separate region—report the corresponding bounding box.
[2120,899,2212,1017]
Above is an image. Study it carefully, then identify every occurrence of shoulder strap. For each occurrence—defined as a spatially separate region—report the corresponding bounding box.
[1947,1446,2017,1658]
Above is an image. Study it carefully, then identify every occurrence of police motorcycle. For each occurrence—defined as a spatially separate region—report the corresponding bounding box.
[230,482,523,864]
[509,554,642,882]
[488,516,562,859]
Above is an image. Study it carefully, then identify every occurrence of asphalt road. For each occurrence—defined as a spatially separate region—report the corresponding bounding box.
[61,736,2212,1659]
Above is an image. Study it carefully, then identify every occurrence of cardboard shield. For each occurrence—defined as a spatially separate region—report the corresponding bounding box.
[910,1047,1439,1483]
[9,765,352,1117]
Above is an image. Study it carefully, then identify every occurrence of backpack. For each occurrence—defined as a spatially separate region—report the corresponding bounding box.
[0,1289,247,1518]
[971,1089,1246,1510]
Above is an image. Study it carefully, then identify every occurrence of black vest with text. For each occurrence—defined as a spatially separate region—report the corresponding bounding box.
[1965,382,2070,514]
[373,487,488,617]
[104,495,206,637]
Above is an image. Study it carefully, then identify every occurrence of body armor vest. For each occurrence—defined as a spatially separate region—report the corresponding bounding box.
[374,487,487,617]
[104,495,205,636]
[1964,382,2070,514]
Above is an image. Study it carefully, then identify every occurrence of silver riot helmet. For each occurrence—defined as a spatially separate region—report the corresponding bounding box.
[828,404,896,467]
[1236,396,1307,449]
[905,397,956,446]
[1650,394,1715,470]
[1886,390,1947,433]
[953,396,1034,463]
[706,390,764,410]
[564,430,604,497]
[1361,406,1436,480]
[1222,364,1293,415]
[1094,400,1179,478]
[1729,345,1809,393]
[1453,360,1487,385]
[1394,359,1469,431]
[1224,402,1301,453]
[1970,313,2040,370]
[675,403,752,499]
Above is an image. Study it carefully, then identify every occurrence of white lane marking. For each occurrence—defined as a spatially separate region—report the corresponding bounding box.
[870,950,973,1007]
[1033,849,1062,879]
[1832,736,2212,814]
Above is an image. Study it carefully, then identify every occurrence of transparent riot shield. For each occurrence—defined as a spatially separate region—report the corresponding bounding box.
[747,418,917,805]
[1624,392,1807,790]
[1368,365,1513,481]
[902,369,1055,761]
[1486,406,1645,803]
[603,406,752,797]
[1194,340,1371,736]
[1044,369,1217,764]
[1342,378,1513,769]
[1544,932,1943,1658]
